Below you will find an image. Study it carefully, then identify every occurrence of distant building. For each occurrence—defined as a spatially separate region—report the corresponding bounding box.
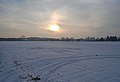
[21,35,26,39]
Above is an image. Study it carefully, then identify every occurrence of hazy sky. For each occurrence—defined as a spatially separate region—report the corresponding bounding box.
[0,0,120,38]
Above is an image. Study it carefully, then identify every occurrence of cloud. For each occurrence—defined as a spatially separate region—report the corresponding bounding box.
[0,0,120,37]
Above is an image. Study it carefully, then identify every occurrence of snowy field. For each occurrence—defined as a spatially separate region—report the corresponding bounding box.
[0,41,120,82]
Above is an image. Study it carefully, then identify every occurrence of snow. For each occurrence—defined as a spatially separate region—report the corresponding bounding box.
[0,41,120,82]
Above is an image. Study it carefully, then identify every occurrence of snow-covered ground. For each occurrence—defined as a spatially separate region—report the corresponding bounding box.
[0,41,120,82]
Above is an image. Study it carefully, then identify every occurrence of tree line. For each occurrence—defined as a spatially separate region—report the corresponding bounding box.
[0,36,120,41]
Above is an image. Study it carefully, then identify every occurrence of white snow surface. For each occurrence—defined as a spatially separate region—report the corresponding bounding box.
[0,41,120,82]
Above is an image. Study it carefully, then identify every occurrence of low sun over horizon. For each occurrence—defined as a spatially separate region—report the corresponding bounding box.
[0,0,120,38]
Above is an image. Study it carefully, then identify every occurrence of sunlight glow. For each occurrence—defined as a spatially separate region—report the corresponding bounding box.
[49,24,60,32]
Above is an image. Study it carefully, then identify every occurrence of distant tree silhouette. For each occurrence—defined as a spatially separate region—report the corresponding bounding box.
[0,36,120,41]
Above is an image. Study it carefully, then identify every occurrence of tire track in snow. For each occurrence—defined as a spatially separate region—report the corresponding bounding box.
[1,52,120,82]
[22,55,119,72]
[20,55,120,82]
[42,56,120,82]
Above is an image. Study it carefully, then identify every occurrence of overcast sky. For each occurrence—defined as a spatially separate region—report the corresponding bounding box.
[0,0,120,38]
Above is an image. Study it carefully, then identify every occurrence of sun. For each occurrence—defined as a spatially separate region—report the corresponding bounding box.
[49,24,60,32]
